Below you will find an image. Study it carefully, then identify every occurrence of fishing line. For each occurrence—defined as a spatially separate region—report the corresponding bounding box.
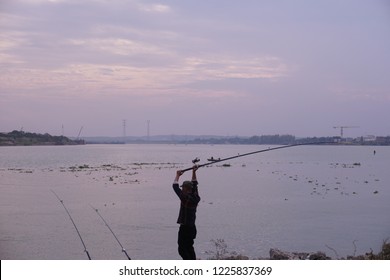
[181,141,334,172]
[90,204,131,260]
[51,190,92,260]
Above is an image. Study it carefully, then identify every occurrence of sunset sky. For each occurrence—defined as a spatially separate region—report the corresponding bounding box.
[1,0,389,137]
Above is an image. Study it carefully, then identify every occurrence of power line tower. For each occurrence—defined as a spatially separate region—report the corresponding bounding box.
[147,120,150,142]
[122,119,127,143]
[77,126,83,140]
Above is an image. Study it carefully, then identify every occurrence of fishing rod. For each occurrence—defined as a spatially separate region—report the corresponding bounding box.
[51,190,91,260]
[90,205,131,260]
[181,141,334,172]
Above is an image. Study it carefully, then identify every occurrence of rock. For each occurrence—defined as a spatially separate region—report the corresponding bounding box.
[269,248,290,260]
[269,248,330,260]
[309,251,330,260]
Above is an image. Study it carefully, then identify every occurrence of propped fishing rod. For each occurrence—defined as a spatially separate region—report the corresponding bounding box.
[51,190,91,260]
[181,141,334,173]
[90,205,131,260]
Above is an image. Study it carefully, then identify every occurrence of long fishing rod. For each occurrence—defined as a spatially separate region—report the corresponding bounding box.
[51,190,91,260]
[90,205,131,260]
[181,141,334,172]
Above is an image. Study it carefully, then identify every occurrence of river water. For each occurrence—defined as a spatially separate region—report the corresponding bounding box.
[0,144,389,259]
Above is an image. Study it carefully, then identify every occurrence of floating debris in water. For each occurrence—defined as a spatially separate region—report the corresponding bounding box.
[330,162,362,168]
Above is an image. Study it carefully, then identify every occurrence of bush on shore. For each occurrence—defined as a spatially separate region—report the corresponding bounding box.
[206,239,390,260]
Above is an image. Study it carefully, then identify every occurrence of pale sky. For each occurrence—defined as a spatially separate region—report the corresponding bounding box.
[1,0,389,138]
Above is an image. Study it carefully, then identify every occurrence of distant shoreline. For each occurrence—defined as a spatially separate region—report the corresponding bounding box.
[1,130,389,146]
[0,131,85,146]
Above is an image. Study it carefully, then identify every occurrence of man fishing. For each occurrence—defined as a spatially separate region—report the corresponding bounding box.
[172,165,200,260]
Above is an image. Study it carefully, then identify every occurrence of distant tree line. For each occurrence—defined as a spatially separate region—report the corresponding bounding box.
[185,134,335,145]
[0,130,84,146]
[183,134,390,145]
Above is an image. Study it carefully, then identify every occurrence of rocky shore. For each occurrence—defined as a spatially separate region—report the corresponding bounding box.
[269,241,390,260]
[206,238,390,260]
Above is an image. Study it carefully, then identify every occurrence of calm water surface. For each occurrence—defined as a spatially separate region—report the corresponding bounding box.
[0,144,389,259]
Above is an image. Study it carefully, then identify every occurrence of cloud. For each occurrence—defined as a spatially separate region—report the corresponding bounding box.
[2,0,388,136]
[0,52,289,98]
[0,2,290,97]
[68,37,170,57]
[17,0,65,3]
[137,3,172,13]
[0,34,25,64]
[0,53,24,64]
[330,86,390,102]
[184,56,288,80]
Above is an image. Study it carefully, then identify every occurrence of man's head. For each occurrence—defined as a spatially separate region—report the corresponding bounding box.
[181,181,193,193]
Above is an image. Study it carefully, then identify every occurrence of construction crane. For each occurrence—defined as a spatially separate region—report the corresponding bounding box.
[333,126,359,138]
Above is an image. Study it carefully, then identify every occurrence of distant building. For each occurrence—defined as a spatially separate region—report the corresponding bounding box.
[363,135,376,142]
[375,136,390,145]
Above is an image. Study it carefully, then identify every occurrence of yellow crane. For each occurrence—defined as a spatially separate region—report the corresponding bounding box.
[333,126,359,138]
